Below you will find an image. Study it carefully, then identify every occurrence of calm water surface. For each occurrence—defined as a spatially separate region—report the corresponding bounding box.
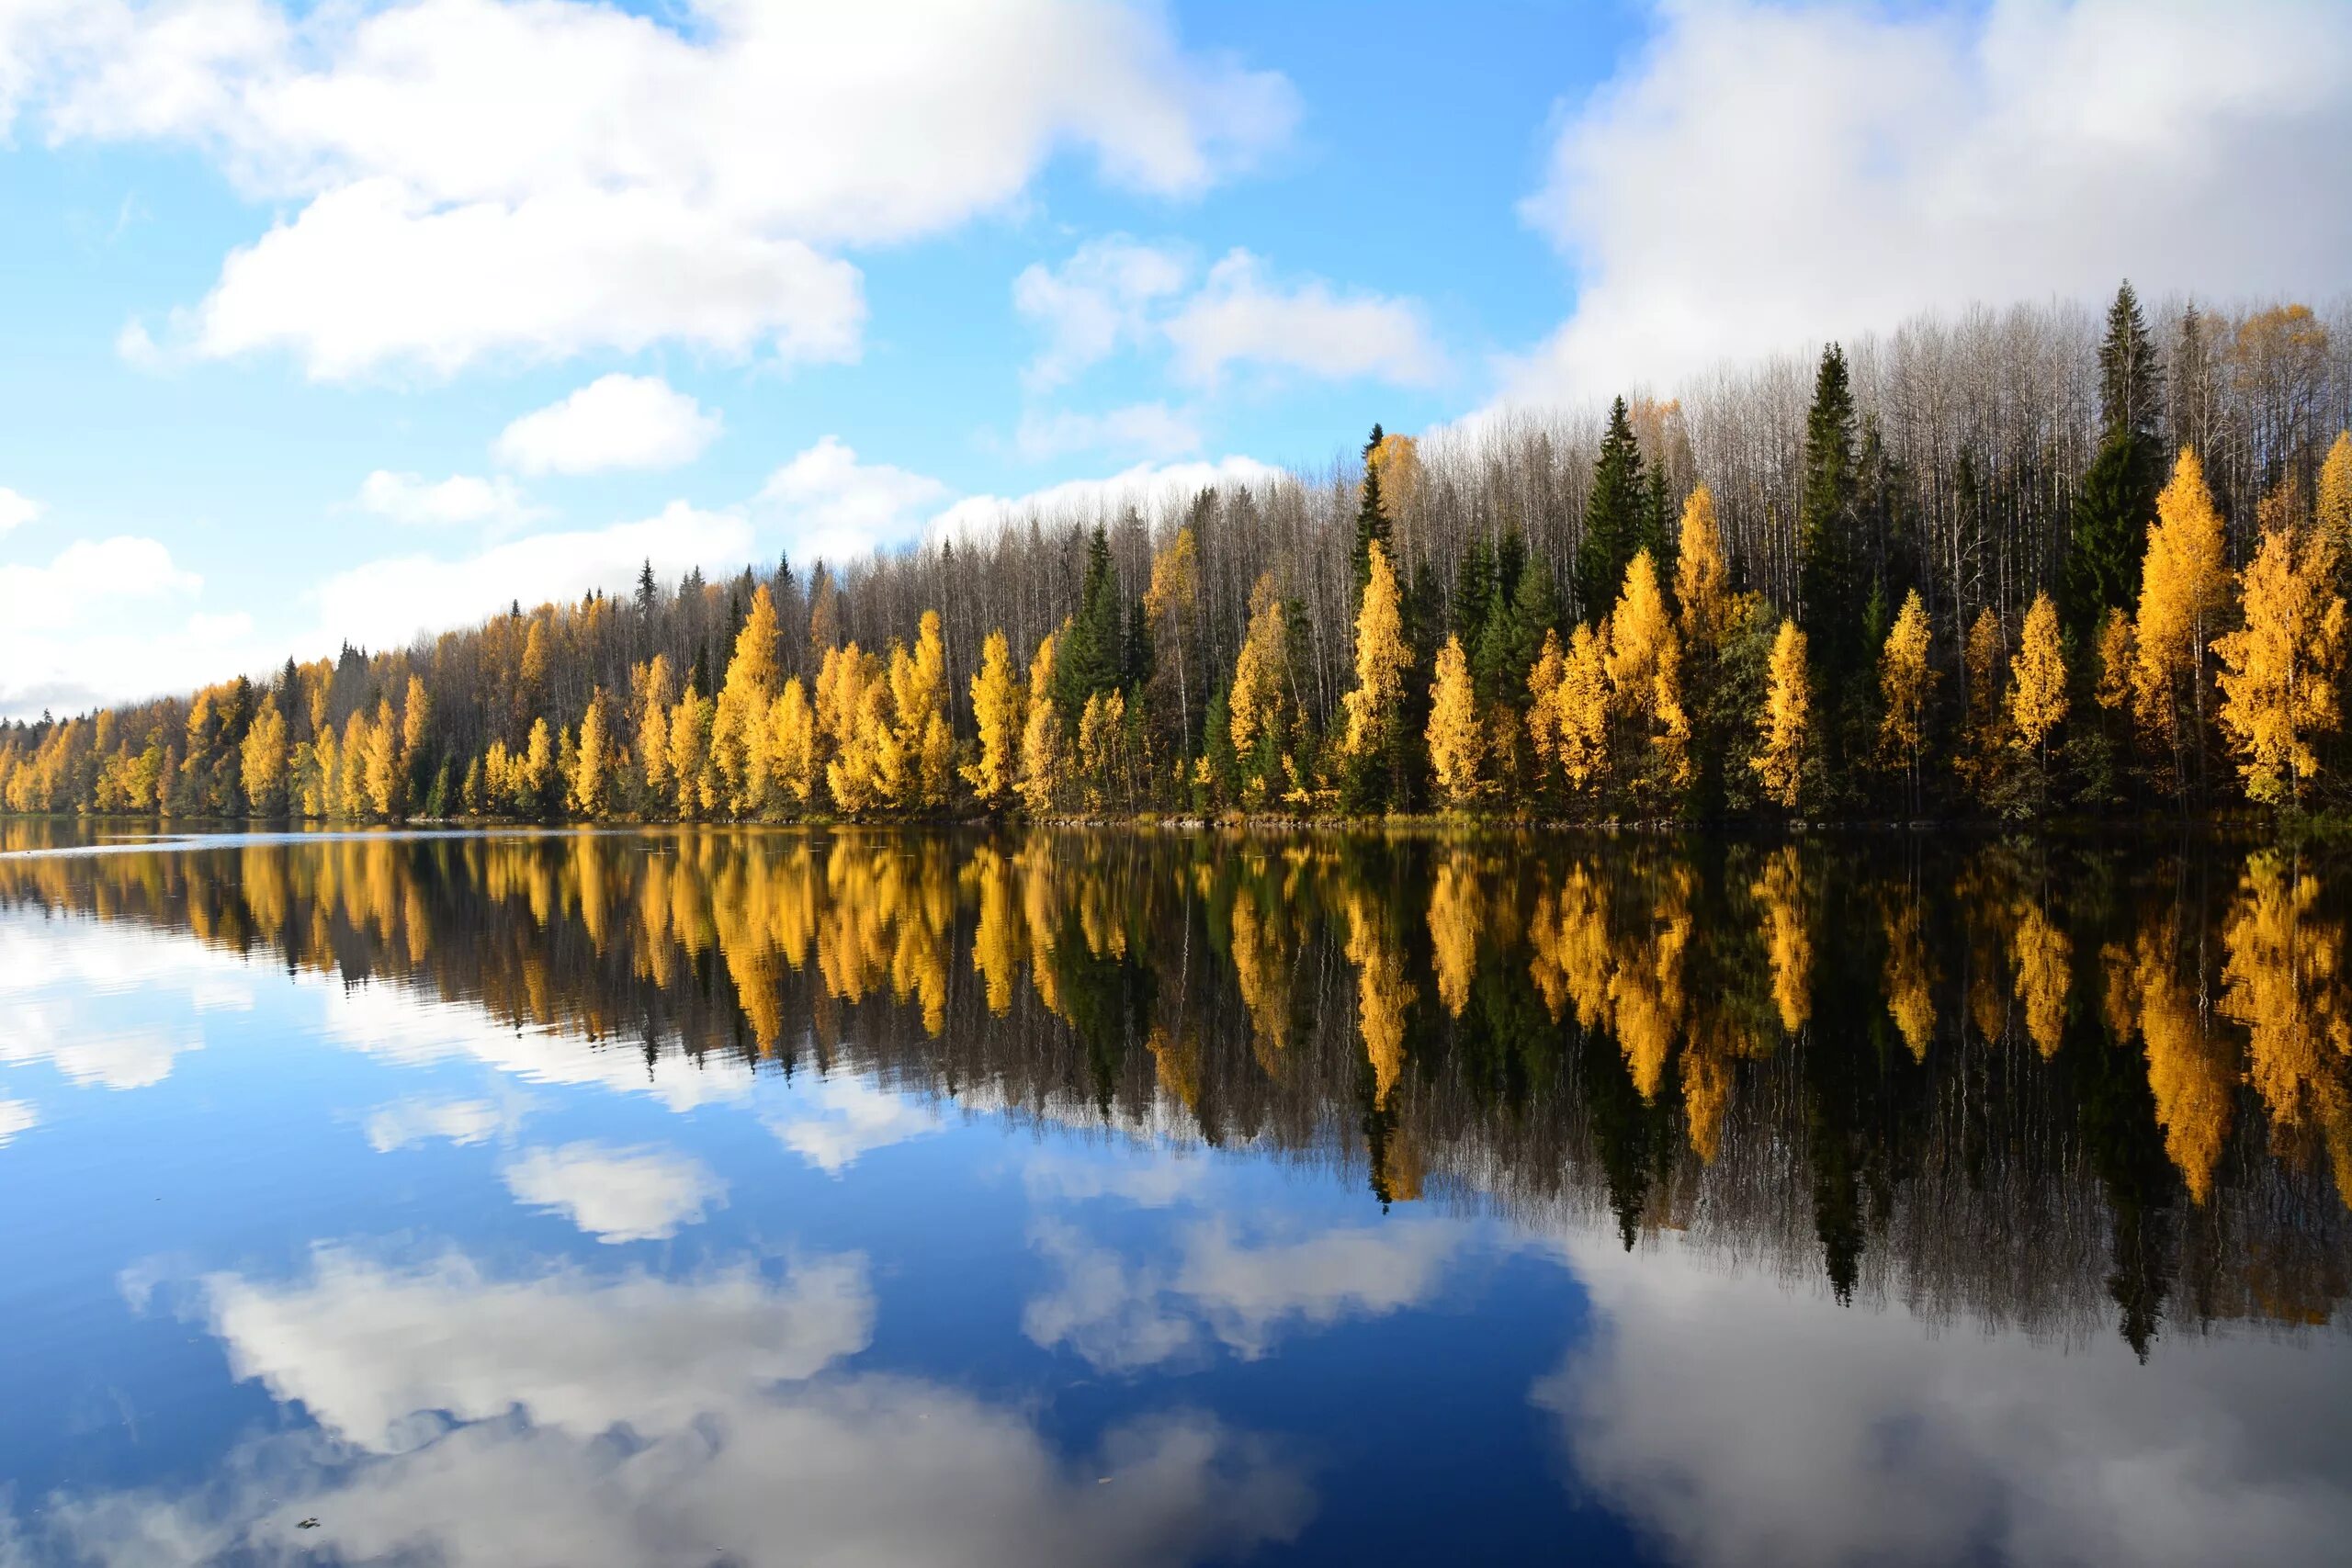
[0,822,2347,1566]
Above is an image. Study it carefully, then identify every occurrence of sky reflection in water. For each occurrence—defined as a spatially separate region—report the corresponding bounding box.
[0,825,2346,1566]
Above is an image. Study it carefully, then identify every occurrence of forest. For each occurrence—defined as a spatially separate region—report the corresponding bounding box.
[5,283,2351,826]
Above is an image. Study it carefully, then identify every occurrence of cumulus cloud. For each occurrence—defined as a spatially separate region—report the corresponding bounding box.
[0,1098,39,1146]
[1165,249,1447,388]
[1500,0,2352,408]
[494,374,723,475]
[1014,402,1201,462]
[1014,237,1191,389]
[0,485,41,533]
[355,469,542,528]
[0,533,270,717]
[14,0,1295,378]
[364,1096,519,1154]
[503,1142,728,1243]
[1014,238,1444,392]
[307,499,752,653]
[765,1075,941,1177]
[1023,1216,1478,1372]
[1537,1226,2352,1567]
[755,435,950,566]
[18,1244,1310,1566]
[0,919,234,1088]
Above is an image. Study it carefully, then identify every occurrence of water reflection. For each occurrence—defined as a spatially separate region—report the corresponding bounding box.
[4,827,2350,1351]
[4,826,2351,1565]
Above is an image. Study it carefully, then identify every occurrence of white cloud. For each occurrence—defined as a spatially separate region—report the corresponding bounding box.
[363,1096,519,1153]
[29,1241,1307,1568]
[1537,1225,2352,1568]
[1500,0,2352,408]
[1014,237,1191,389]
[756,435,950,566]
[0,536,260,718]
[765,1075,941,1177]
[1014,402,1201,463]
[494,373,723,476]
[0,1099,38,1146]
[929,455,1284,544]
[203,1247,872,1451]
[1164,250,1446,388]
[0,486,41,533]
[0,919,233,1088]
[355,469,542,528]
[1023,1216,1476,1372]
[502,1141,728,1243]
[18,0,1294,378]
[308,500,752,653]
[319,980,756,1115]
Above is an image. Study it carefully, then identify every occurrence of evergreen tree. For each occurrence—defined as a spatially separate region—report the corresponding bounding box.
[1798,344,1860,683]
[1053,525,1125,722]
[2065,283,2168,637]
[1453,538,1496,646]
[635,558,658,612]
[1350,423,1393,611]
[1577,398,1646,625]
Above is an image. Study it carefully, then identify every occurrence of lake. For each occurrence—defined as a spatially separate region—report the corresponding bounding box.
[0,823,2347,1566]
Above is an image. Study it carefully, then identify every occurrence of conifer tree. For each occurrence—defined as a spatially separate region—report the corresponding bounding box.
[240,694,288,817]
[1350,424,1393,612]
[1605,551,1690,811]
[965,629,1023,809]
[1018,629,1063,815]
[572,691,612,818]
[2131,449,2232,805]
[1876,589,1934,811]
[1798,344,1860,683]
[713,583,781,814]
[1753,620,1810,811]
[2214,522,2346,807]
[1426,635,1483,807]
[1577,398,1646,626]
[1054,525,1124,722]
[2065,282,2166,636]
[1340,540,1413,810]
[767,679,818,807]
[2009,592,2069,810]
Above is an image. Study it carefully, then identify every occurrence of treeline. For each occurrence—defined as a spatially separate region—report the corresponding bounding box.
[5,284,2352,825]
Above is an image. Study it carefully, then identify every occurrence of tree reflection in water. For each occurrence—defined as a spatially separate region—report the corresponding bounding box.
[4,823,2349,1351]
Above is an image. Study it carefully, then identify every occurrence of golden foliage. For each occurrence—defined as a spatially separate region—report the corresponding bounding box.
[1877,588,1935,775]
[2222,852,2352,1206]
[2131,448,2233,773]
[1751,619,1809,811]
[964,628,1023,808]
[2008,592,2068,761]
[1425,634,1484,806]
[1674,484,1730,654]
[1607,550,1690,807]
[1752,847,1811,1033]
[1341,540,1413,758]
[2213,522,2346,806]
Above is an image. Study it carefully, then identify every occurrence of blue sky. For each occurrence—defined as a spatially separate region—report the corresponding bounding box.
[2,0,2347,718]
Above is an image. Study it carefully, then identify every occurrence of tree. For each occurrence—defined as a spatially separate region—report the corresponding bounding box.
[713,583,781,814]
[1798,344,1860,683]
[1605,550,1690,811]
[571,690,612,818]
[1054,525,1124,722]
[1340,539,1413,808]
[1752,620,1809,810]
[1018,629,1063,815]
[1957,606,2008,800]
[1142,526,1201,760]
[2320,431,2352,588]
[2065,283,2167,637]
[1228,580,1292,808]
[1350,423,1394,611]
[2131,449,2232,805]
[886,611,955,810]
[401,674,431,787]
[2214,523,2346,807]
[1674,484,1731,656]
[1877,589,1934,810]
[767,678,818,808]
[1577,397,1646,625]
[965,629,1024,809]
[240,694,288,816]
[363,697,402,818]
[2009,592,2068,809]
[1426,635,1483,807]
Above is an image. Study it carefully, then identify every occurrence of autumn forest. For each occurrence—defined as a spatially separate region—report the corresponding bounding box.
[6,285,2351,827]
